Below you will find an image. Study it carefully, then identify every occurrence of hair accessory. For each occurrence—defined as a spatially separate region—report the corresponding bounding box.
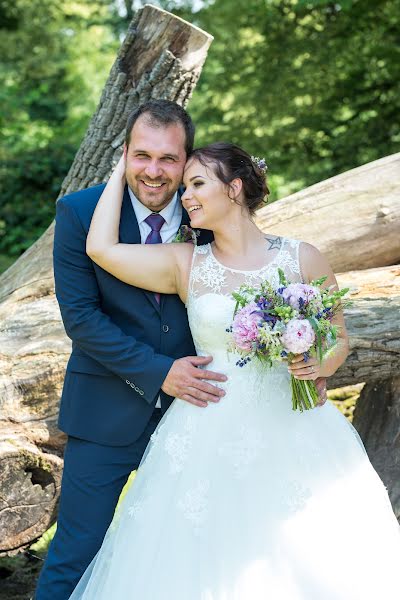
[251,155,268,174]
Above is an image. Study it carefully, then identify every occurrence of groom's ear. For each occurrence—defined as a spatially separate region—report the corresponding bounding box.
[123,143,128,159]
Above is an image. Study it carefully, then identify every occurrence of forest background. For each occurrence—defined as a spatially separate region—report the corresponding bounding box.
[0,0,398,275]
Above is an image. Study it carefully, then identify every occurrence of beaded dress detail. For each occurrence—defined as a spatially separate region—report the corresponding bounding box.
[71,238,400,600]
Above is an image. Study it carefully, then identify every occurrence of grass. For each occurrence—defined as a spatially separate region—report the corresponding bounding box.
[328,383,364,422]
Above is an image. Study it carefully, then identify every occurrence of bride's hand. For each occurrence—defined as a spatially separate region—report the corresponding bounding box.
[288,355,327,406]
[113,152,127,181]
[288,354,321,380]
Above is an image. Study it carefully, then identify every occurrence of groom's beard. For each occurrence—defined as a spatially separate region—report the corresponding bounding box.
[126,171,180,213]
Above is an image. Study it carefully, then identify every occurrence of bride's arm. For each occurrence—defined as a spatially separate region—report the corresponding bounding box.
[86,154,192,301]
[289,242,349,380]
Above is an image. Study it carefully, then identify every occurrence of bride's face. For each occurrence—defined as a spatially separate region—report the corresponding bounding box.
[182,158,239,229]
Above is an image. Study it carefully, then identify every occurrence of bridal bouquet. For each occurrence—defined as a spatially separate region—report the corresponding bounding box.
[227,269,349,412]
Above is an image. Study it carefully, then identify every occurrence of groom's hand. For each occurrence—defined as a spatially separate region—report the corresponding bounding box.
[161,356,227,408]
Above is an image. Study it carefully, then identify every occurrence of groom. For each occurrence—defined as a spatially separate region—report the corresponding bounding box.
[35,100,227,599]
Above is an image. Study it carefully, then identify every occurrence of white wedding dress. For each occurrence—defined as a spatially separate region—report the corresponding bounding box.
[70,239,400,600]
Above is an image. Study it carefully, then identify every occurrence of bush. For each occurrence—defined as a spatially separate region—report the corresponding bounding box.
[0,142,76,256]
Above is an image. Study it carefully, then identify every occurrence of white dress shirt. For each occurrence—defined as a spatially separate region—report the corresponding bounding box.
[128,187,182,244]
[128,187,182,407]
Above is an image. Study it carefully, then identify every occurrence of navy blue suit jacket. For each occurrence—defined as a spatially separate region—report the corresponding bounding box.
[54,184,213,446]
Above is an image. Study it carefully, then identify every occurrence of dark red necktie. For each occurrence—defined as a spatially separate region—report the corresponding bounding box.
[144,213,165,303]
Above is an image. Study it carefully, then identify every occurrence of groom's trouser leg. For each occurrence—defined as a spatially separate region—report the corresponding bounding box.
[35,410,161,600]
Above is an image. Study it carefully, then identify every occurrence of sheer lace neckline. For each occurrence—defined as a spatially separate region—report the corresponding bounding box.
[208,237,285,274]
[187,236,301,306]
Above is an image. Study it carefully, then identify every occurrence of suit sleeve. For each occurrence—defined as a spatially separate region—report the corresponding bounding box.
[53,197,174,405]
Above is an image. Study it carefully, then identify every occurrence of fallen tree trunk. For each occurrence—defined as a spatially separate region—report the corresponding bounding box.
[0,435,63,553]
[0,4,213,554]
[256,152,400,272]
[338,265,400,518]
[333,266,400,520]
[329,265,400,388]
[352,377,400,520]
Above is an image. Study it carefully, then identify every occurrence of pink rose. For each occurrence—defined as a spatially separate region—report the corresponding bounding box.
[282,318,315,354]
[232,302,261,351]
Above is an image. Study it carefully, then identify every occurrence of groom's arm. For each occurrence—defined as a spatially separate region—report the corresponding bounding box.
[53,195,174,405]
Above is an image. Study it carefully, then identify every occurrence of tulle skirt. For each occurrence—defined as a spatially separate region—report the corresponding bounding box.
[70,365,400,599]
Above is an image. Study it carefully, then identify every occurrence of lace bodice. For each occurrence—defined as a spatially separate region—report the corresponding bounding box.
[187,237,302,361]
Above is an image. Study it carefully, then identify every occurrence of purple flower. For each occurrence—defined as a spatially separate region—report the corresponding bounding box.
[256,297,277,324]
[281,283,322,311]
[232,302,262,351]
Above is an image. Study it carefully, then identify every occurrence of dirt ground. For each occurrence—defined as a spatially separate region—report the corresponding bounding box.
[0,551,43,600]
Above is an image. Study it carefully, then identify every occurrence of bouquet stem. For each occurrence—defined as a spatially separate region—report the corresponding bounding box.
[290,376,319,412]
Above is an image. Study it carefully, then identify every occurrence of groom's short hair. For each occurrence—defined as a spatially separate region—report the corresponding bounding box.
[125,100,195,156]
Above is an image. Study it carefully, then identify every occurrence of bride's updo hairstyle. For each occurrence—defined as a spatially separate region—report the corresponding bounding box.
[189,142,269,215]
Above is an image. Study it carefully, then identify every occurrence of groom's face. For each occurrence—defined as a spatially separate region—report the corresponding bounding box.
[125,115,187,212]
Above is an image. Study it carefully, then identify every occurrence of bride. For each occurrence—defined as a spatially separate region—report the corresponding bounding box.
[70,142,400,599]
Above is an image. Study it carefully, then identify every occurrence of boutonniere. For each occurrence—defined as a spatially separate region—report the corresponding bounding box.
[173,225,200,244]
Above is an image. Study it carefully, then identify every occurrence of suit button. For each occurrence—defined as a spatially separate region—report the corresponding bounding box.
[162,325,169,333]
[130,383,134,388]
[126,380,130,385]
[139,390,144,396]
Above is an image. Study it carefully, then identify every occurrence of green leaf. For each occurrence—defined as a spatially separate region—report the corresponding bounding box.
[308,316,323,362]
[278,268,288,286]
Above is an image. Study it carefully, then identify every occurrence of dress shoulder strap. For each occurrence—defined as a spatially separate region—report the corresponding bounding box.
[275,237,304,283]
[186,243,212,307]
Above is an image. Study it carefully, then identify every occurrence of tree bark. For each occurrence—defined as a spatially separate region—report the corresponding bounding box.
[0,435,63,553]
[255,152,400,272]
[329,265,400,388]
[0,4,213,554]
[352,377,400,520]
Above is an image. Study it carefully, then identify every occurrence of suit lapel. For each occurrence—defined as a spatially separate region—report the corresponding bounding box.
[120,186,161,314]
[119,187,141,244]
